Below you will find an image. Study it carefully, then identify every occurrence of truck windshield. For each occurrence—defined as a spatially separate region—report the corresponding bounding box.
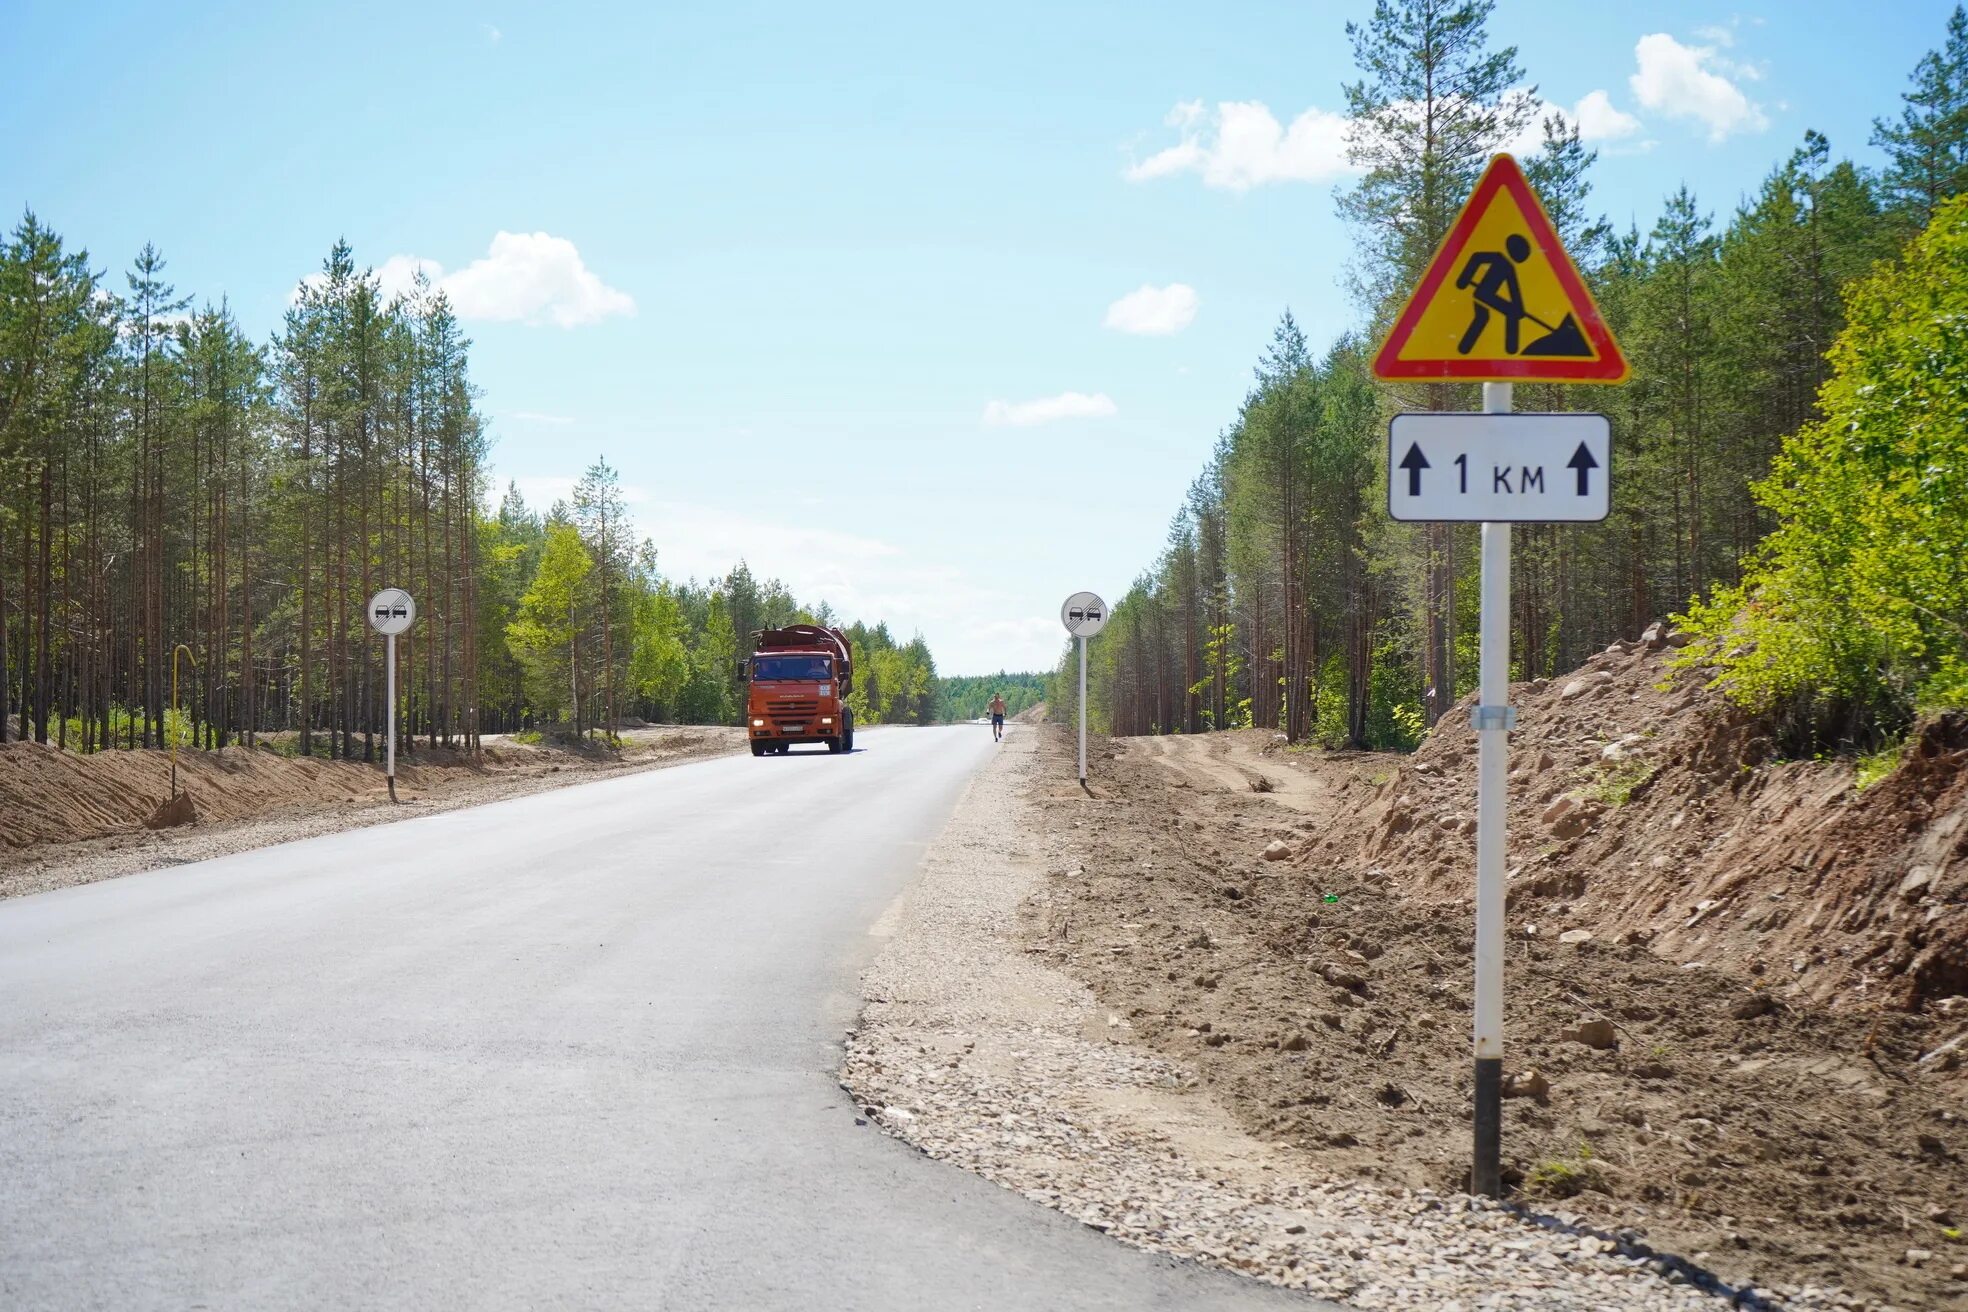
[752,655,831,681]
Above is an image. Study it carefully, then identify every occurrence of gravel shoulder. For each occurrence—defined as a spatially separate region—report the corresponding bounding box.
[0,726,742,899]
[841,726,1778,1311]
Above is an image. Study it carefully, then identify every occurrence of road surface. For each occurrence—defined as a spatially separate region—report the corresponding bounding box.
[0,727,1317,1311]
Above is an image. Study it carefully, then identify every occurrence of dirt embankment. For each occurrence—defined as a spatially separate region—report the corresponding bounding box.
[1328,631,1968,1013]
[1027,643,1968,1310]
[0,726,743,897]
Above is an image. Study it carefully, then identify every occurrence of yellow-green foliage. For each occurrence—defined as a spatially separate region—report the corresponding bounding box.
[1675,197,1968,735]
[1854,739,1905,791]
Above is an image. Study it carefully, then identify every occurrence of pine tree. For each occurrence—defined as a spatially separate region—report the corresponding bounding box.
[1341,0,1530,725]
[1872,5,1968,225]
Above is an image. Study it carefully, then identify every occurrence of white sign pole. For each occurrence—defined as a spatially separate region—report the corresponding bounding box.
[1472,381,1514,1197]
[1060,591,1107,790]
[367,588,415,805]
[1077,634,1088,787]
[386,632,398,803]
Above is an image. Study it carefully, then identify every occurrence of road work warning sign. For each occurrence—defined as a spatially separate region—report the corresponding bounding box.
[1372,154,1627,383]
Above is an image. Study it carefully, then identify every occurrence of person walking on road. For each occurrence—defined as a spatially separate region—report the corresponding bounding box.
[989,693,1007,742]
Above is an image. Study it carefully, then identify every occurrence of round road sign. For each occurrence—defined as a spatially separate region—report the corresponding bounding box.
[1060,591,1109,638]
[366,587,416,636]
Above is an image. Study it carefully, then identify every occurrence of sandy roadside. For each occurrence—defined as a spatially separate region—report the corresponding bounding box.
[0,726,743,900]
[839,725,1808,1311]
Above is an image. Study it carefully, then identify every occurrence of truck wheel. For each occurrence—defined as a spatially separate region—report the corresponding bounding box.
[843,711,855,753]
[826,737,842,753]
[751,741,767,757]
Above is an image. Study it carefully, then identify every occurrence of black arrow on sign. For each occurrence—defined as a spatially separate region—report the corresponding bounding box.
[1398,443,1430,497]
[1567,442,1599,496]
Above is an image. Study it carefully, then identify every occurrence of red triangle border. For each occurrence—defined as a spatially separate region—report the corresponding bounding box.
[1371,154,1629,384]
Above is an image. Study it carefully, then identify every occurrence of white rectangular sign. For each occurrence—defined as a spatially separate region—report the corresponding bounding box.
[1387,412,1611,523]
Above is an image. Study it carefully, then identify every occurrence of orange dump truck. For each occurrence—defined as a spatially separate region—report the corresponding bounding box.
[741,624,856,756]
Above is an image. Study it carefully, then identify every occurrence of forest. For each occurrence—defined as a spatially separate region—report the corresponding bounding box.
[1053,2,1968,757]
[0,237,939,755]
[935,672,1046,722]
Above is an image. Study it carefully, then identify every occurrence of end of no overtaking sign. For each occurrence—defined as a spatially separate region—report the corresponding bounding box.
[1060,591,1108,638]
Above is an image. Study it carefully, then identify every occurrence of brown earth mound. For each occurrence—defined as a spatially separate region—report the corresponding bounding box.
[1023,640,1968,1310]
[1312,630,1967,1014]
[0,727,739,856]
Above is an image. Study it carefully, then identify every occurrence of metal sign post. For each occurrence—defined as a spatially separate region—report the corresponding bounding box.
[1059,591,1109,787]
[1078,635,1088,784]
[1471,382,1513,1199]
[1373,151,1630,1200]
[366,588,416,803]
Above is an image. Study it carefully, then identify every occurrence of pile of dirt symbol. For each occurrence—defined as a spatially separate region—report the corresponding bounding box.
[1031,621,1968,1311]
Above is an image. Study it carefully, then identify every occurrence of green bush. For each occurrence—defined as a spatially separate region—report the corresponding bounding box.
[1675,196,1968,749]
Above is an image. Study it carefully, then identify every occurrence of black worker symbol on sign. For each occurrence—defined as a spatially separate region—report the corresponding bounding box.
[1452,233,1591,359]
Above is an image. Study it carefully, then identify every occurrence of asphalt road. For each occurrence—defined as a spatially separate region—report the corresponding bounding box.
[0,727,1315,1311]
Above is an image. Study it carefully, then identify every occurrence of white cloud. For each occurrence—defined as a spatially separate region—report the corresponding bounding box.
[981,391,1117,428]
[294,233,634,328]
[1630,33,1769,142]
[1569,90,1642,142]
[1497,87,1644,157]
[1693,22,1735,47]
[372,254,444,302]
[1103,282,1199,335]
[1127,99,1353,191]
[440,232,635,327]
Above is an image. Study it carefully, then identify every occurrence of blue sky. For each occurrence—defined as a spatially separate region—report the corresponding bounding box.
[2,1,1953,673]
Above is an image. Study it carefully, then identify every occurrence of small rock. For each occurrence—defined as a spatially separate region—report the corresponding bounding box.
[1666,630,1695,648]
[1541,795,1581,826]
[1900,867,1935,900]
[1558,929,1594,945]
[1907,1247,1933,1266]
[1262,839,1291,861]
[1503,1069,1550,1100]
[1551,814,1589,840]
[1559,679,1593,702]
[1323,963,1367,991]
[1641,622,1666,648]
[1280,1032,1310,1052]
[1564,1018,1619,1049]
[1730,993,1776,1019]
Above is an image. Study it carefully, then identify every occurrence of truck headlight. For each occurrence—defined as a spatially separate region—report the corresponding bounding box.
[752,718,765,728]
[820,717,833,725]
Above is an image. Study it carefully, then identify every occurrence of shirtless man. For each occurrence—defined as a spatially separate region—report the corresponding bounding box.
[988,693,1007,742]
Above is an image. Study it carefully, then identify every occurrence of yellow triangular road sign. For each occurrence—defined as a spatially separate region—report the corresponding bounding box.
[1373,154,1627,383]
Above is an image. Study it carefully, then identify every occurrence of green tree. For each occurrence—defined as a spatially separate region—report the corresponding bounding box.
[1677,196,1968,746]
[1873,4,1968,226]
[1341,0,1529,725]
[505,522,592,727]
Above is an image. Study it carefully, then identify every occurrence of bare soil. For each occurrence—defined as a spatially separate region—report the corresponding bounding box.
[1026,643,1968,1311]
[0,726,743,898]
